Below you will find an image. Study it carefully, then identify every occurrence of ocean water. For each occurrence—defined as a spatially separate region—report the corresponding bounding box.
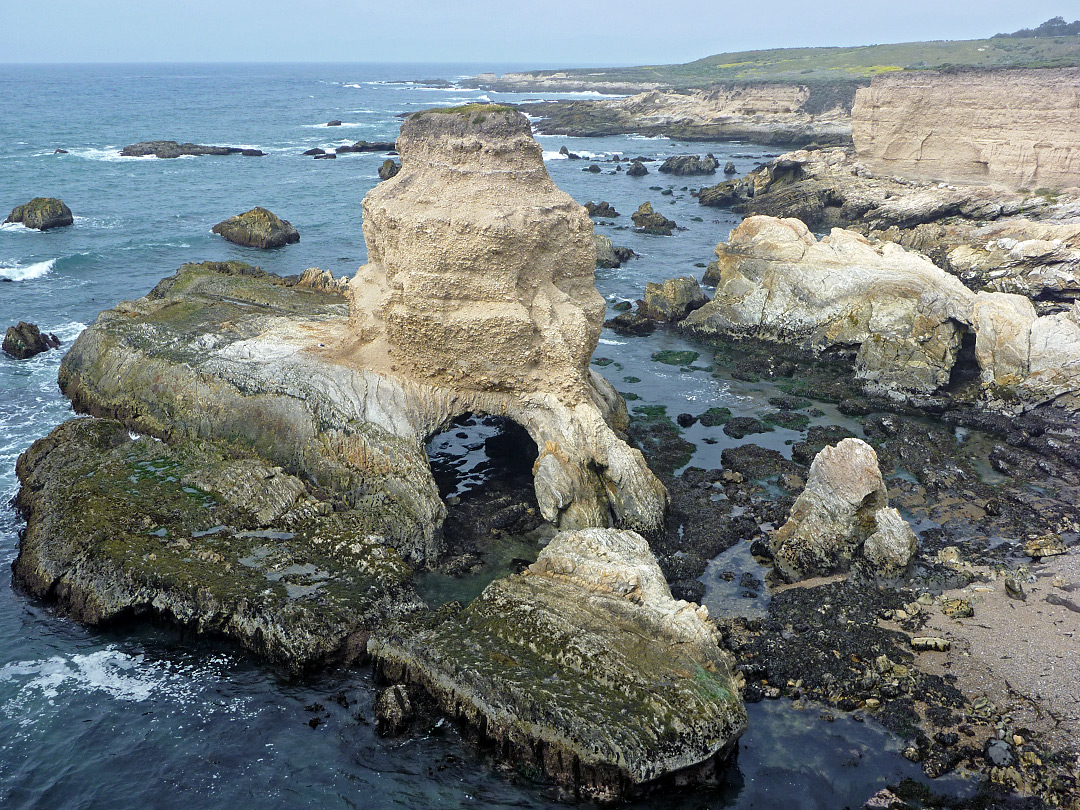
[0,63,972,808]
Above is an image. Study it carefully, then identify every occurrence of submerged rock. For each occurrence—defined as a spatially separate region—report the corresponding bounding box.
[4,197,73,230]
[770,438,917,581]
[13,417,420,674]
[212,207,300,249]
[631,202,677,235]
[659,154,718,176]
[3,321,60,359]
[120,141,254,159]
[370,528,746,800]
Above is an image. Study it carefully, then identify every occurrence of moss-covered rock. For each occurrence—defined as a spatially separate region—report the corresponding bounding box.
[4,197,73,230]
[377,159,400,180]
[14,417,420,674]
[370,528,746,801]
[212,207,300,249]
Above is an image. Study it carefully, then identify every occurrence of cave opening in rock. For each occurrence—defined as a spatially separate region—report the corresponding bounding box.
[945,328,980,395]
[419,414,551,606]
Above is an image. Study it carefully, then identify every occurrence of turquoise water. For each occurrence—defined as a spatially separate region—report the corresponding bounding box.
[1,63,964,808]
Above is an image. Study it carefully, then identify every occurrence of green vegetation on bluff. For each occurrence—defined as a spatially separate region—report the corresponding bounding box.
[492,36,1080,89]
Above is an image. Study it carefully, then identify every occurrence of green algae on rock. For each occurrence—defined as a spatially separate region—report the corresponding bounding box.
[370,528,747,801]
[212,207,300,249]
[4,197,73,230]
[13,417,420,674]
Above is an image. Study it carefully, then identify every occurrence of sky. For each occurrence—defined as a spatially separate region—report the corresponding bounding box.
[0,1,1074,65]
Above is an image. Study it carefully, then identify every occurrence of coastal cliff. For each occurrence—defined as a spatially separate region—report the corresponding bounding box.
[518,83,854,146]
[852,68,1080,190]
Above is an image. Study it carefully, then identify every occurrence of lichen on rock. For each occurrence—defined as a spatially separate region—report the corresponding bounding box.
[5,197,73,230]
[212,206,300,248]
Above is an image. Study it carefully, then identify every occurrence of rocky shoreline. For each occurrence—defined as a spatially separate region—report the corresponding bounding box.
[10,89,1080,808]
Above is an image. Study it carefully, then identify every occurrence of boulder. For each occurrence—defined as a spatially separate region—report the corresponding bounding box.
[374,685,414,735]
[683,216,974,394]
[770,439,917,580]
[303,148,326,156]
[584,163,602,173]
[3,321,60,359]
[613,245,637,264]
[659,154,719,176]
[604,311,656,336]
[369,528,747,801]
[724,161,737,174]
[4,197,73,230]
[626,160,649,177]
[585,200,620,218]
[344,140,397,152]
[314,152,337,160]
[594,233,621,268]
[212,207,300,249]
[378,158,400,180]
[120,141,249,159]
[327,120,342,126]
[641,276,708,321]
[631,202,677,235]
[240,149,265,157]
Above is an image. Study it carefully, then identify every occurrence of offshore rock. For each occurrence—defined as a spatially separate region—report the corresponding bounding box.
[682,216,974,394]
[771,439,917,581]
[585,200,619,218]
[594,233,621,268]
[641,276,707,322]
[4,197,73,230]
[369,528,747,801]
[377,159,400,180]
[120,141,252,158]
[659,154,719,176]
[626,160,649,177]
[632,202,677,235]
[13,417,420,674]
[3,321,60,359]
[212,207,300,249]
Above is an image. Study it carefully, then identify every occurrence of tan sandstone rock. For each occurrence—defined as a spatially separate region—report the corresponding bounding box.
[852,69,1080,191]
[771,438,917,581]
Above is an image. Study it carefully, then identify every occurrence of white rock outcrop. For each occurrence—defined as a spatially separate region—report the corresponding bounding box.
[771,439,917,581]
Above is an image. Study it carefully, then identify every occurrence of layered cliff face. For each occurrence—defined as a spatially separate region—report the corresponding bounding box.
[852,69,1080,191]
[518,85,853,146]
[350,106,604,400]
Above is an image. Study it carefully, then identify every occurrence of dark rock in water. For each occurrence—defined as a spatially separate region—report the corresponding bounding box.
[374,684,414,735]
[3,321,60,359]
[584,163,601,173]
[613,245,637,264]
[659,154,719,176]
[212,207,300,249]
[720,443,803,478]
[641,276,707,322]
[240,149,265,157]
[54,148,68,154]
[724,161,737,174]
[698,178,752,208]
[344,140,397,153]
[676,413,698,428]
[303,148,326,156]
[585,200,620,218]
[697,407,731,427]
[723,417,771,439]
[594,233,621,268]
[558,145,582,159]
[120,141,251,159]
[604,311,655,336]
[314,152,337,160]
[326,120,343,127]
[631,202,677,235]
[612,154,621,162]
[626,160,648,177]
[12,417,419,675]
[4,197,73,230]
[378,159,401,180]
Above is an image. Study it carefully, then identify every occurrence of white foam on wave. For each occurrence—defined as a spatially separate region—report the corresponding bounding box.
[0,258,56,281]
[50,321,87,342]
[598,338,627,346]
[301,122,375,129]
[628,134,670,141]
[542,151,568,161]
[0,646,253,722]
[67,146,151,162]
[0,222,34,233]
